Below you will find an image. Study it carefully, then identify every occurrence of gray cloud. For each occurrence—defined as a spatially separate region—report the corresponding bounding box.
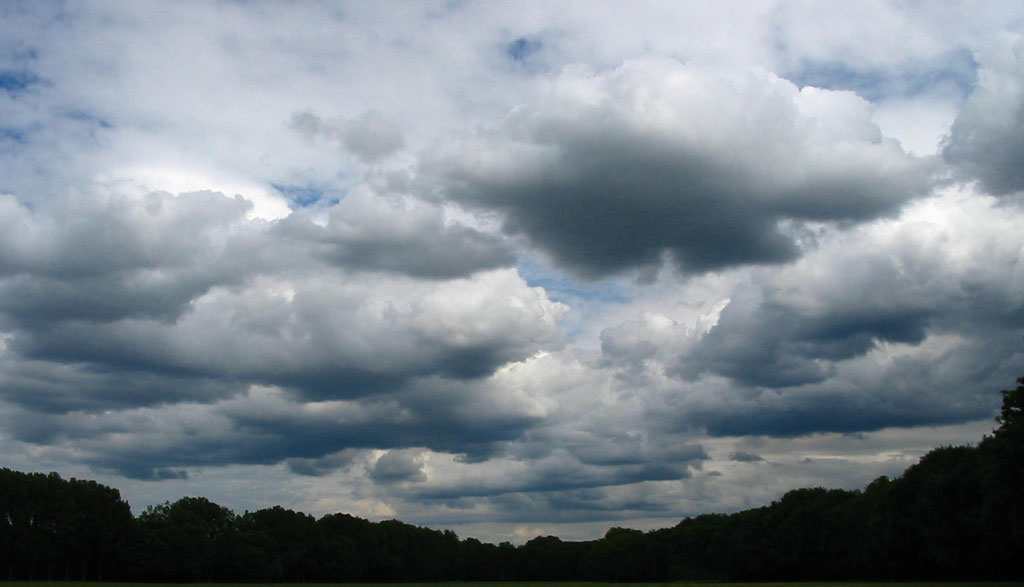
[341,111,406,163]
[416,447,705,500]
[371,449,428,484]
[0,355,248,414]
[277,186,515,279]
[589,187,1024,443]
[0,188,563,407]
[674,285,932,388]
[465,487,684,525]
[646,194,1022,437]
[286,449,361,477]
[729,451,763,462]
[290,110,405,163]
[943,45,1024,195]
[436,58,933,278]
[7,268,563,398]
[2,365,553,480]
[0,185,564,481]
[0,191,268,327]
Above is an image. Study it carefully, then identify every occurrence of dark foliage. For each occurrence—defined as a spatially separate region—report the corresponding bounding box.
[2,376,1023,582]
[0,470,132,580]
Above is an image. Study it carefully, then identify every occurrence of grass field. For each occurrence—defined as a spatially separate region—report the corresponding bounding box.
[6,577,1024,581]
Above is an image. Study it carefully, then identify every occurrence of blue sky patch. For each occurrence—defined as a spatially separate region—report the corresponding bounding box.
[506,37,542,63]
[0,127,26,144]
[787,49,977,102]
[0,70,42,94]
[517,255,629,305]
[272,182,334,208]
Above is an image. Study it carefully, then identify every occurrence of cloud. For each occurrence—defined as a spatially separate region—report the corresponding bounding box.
[7,267,565,399]
[277,184,516,279]
[0,186,564,408]
[290,110,406,163]
[435,57,933,278]
[413,445,705,500]
[0,344,563,479]
[286,450,362,477]
[0,191,262,327]
[943,43,1024,196]
[600,190,1024,438]
[729,451,763,462]
[371,449,428,484]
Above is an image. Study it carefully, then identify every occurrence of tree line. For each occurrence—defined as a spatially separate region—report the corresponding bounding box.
[2,376,1022,582]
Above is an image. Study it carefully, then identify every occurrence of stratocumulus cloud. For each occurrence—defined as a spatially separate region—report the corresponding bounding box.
[0,0,1022,545]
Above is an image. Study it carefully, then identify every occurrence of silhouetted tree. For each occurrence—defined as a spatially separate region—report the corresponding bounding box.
[135,496,239,581]
[0,469,131,581]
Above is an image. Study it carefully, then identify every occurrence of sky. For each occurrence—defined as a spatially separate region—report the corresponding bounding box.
[1,0,1023,544]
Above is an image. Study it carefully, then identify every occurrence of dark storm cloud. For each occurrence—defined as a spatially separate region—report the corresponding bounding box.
[437,58,932,278]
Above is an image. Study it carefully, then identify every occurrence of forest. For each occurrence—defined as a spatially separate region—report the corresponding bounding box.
[2,377,1022,583]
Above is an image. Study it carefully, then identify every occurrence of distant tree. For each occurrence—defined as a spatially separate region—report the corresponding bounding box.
[584,527,648,581]
[135,496,239,581]
[317,512,371,581]
[239,506,320,581]
[994,375,1024,441]
[975,375,1024,578]
[651,513,727,580]
[518,535,587,580]
[66,477,134,580]
[0,469,131,581]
